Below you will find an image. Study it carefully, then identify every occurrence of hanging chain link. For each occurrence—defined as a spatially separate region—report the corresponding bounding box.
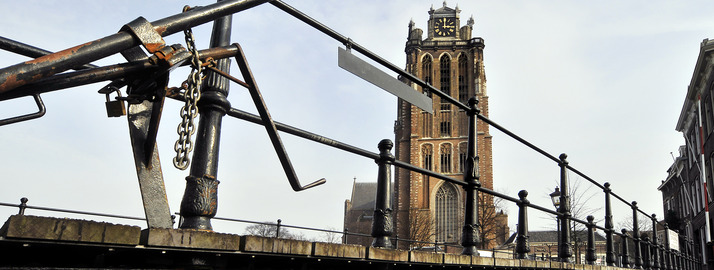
[173,22,203,170]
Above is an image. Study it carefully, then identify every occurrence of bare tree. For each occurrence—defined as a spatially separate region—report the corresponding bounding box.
[317,226,342,244]
[407,208,435,249]
[617,212,654,237]
[478,193,508,249]
[244,222,301,240]
[546,173,602,263]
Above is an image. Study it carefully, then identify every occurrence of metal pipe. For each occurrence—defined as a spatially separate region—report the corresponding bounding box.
[0,45,240,101]
[0,0,270,93]
[0,36,97,69]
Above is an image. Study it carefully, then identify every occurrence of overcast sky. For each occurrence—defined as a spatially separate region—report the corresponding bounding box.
[2,0,714,240]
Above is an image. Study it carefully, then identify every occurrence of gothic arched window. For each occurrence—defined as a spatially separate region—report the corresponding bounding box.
[458,54,468,104]
[440,143,452,173]
[422,55,433,98]
[435,182,458,243]
[422,144,433,171]
[440,54,451,99]
[458,142,468,173]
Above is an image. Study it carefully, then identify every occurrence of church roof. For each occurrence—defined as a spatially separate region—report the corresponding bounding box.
[349,182,377,210]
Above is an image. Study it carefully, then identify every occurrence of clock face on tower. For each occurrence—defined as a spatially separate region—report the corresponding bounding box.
[434,17,456,37]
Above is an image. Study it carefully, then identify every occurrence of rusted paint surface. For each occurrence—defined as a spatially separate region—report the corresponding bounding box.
[0,40,98,93]
[144,42,165,54]
[154,26,167,36]
[25,41,93,65]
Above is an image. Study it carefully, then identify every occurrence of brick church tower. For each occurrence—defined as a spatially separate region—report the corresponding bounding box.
[394,2,504,249]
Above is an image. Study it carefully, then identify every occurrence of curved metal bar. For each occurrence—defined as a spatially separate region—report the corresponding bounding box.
[0,94,46,126]
[216,43,325,191]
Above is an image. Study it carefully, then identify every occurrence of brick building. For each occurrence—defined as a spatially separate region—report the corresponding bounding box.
[343,3,507,250]
[393,2,506,250]
[665,38,714,269]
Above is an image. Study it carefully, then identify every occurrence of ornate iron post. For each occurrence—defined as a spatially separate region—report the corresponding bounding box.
[586,215,597,265]
[515,190,530,259]
[652,214,660,270]
[605,182,616,266]
[461,97,481,256]
[179,8,232,230]
[622,229,631,268]
[643,235,652,270]
[664,224,671,270]
[558,153,573,262]
[659,240,666,269]
[372,139,394,248]
[633,201,643,269]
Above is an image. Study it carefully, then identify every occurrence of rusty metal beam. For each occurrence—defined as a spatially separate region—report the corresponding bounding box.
[0,0,270,94]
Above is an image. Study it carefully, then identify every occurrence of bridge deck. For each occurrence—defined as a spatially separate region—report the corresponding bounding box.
[0,215,630,269]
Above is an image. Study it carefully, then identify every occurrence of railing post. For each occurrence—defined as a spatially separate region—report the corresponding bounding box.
[276,219,282,238]
[604,183,616,266]
[461,97,481,256]
[664,224,671,270]
[343,228,348,244]
[516,190,530,259]
[622,229,631,268]
[395,233,399,250]
[652,214,660,270]
[633,201,643,269]
[18,197,28,215]
[178,8,232,230]
[586,215,597,265]
[371,139,394,248]
[558,153,573,262]
[643,235,652,270]
[660,241,667,270]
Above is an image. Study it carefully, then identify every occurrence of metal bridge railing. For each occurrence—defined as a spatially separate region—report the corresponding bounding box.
[0,1,701,269]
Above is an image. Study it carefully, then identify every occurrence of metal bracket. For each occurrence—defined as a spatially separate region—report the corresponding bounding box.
[119,17,167,62]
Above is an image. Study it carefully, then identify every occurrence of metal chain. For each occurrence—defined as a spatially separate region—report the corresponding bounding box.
[173,25,203,170]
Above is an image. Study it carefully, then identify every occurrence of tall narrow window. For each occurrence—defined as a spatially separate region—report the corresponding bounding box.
[440,144,452,173]
[440,55,451,102]
[458,111,468,137]
[435,183,458,243]
[422,55,433,98]
[440,109,451,137]
[423,112,433,138]
[458,142,467,173]
[458,54,468,104]
[422,144,433,171]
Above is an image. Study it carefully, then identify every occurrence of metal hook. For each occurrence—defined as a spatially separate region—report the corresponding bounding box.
[229,43,325,191]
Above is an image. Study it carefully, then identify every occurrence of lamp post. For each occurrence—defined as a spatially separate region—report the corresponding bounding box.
[550,186,561,261]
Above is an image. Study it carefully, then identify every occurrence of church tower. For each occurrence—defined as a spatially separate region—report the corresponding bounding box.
[394,2,500,248]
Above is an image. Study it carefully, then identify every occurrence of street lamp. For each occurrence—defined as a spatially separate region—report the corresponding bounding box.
[550,187,561,261]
